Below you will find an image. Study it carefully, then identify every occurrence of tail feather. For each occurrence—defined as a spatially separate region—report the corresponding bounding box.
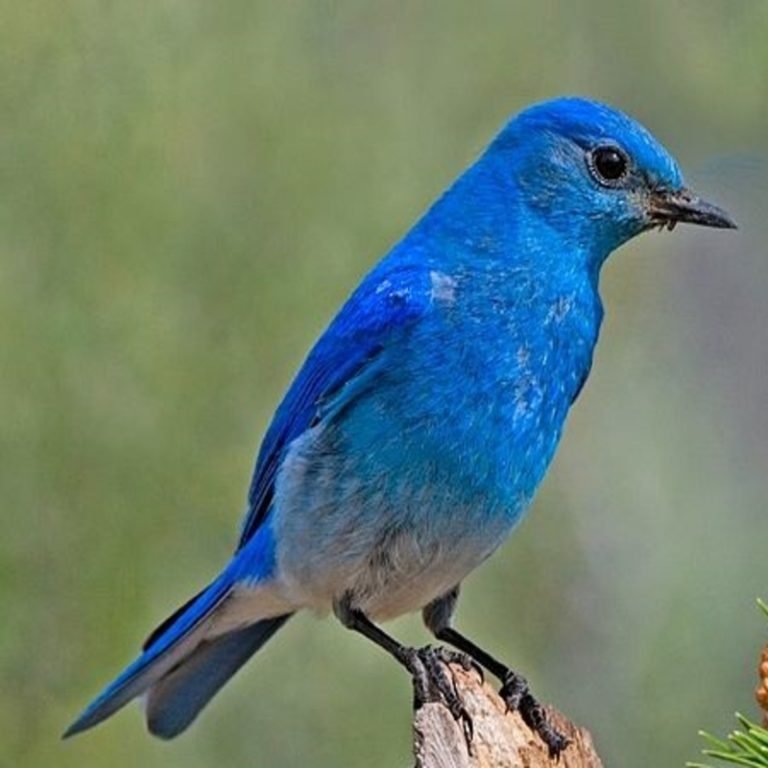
[145,614,292,739]
[63,577,232,738]
[65,521,285,740]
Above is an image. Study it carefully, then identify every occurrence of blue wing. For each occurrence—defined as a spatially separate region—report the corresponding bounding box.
[237,259,432,550]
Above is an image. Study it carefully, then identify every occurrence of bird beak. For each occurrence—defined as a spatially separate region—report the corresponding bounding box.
[647,187,737,231]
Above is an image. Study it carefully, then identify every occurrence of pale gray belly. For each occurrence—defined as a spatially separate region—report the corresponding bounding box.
[270,424,525,621]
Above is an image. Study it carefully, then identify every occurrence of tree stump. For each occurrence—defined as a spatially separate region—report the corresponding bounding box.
[413,665,604,768]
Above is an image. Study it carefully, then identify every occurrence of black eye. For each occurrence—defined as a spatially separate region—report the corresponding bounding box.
[589,145,629,185]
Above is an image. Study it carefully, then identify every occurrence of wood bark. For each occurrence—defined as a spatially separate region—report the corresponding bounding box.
[413,665,604,768]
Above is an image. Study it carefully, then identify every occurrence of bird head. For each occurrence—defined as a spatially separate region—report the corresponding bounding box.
[492,97,736,259]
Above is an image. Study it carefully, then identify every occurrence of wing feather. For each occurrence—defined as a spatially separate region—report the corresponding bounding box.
[237,261,431,550]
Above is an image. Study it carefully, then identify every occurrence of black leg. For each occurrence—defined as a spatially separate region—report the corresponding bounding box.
[423,587,570,759]
[334,594,474,743]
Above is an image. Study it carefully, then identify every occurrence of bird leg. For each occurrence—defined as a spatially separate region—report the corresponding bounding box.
[334,594,474,744]
[423,588,570,759]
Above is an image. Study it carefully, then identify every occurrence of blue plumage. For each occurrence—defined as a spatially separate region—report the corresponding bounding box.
[66,97,734,752]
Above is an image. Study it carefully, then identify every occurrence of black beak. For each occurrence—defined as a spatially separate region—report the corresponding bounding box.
[647,187,737,231]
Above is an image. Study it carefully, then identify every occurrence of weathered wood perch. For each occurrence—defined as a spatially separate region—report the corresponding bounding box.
[413,665,604,768]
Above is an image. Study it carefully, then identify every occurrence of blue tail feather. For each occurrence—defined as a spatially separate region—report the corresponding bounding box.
[145,614,292,739]
[65,520,283,739]
[63,576,232,738]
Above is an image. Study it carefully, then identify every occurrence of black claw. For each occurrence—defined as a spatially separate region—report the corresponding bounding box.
[499,670,529,712]
[426,619,569,759]
[403,649,431,709]
[498,671,569,758]
[518,691,570,759]
[432,646,484,683]
[405,646,475,751]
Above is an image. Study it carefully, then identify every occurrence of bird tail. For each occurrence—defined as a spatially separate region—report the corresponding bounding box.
[64,568,292,739]
[144,613,291,738]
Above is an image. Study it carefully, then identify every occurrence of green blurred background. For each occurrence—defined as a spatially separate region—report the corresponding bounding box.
[2,1,767,766]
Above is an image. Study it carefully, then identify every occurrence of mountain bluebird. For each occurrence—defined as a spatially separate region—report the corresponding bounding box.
[66,97,735,756]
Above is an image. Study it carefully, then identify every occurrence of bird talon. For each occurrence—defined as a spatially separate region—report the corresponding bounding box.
[518,691,570,759]
[545,730,571,761]
[459,706,474,750]
[408,646,475,747]
[499,670,529,712]
[434,647,484,682]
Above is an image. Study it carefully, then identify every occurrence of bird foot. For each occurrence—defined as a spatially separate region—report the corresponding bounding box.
[431,645,485,683]
[403,645,474,746]
[499,669,529,711]
[500,670,570,759]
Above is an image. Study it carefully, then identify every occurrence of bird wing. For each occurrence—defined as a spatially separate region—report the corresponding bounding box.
[237,259,431,550]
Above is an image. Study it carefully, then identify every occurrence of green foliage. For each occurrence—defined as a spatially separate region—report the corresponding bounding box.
[689,603,768,768]
[688,715,768,768]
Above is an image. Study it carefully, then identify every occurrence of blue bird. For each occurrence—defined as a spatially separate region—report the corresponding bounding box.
[65,97,735,756]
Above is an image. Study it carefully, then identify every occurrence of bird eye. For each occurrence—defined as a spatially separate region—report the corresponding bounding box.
[588,145,630,186]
